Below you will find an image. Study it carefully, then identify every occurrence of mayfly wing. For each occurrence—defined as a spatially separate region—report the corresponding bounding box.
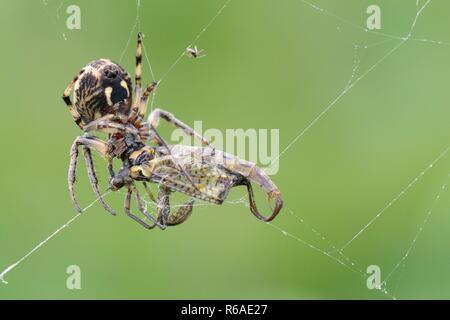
[148,124,204,195]
[150,146,240,204]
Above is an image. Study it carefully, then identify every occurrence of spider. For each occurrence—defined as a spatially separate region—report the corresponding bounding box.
[62,33,282,230]
[185,45,206,58]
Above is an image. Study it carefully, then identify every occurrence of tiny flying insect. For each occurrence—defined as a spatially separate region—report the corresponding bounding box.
[62,33,282,230]
[185,45,206,58]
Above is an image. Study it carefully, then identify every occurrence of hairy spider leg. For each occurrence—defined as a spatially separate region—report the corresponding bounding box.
[124,188,157,229]
[135,81,158,124]
[68,136,116,215]
[130,183,166,230]
[142,181,156,202]
[82,146,117,215]
[146,108,212,147]
[143,109,217,196]
[83,114,139,135]
[129,32,143,122]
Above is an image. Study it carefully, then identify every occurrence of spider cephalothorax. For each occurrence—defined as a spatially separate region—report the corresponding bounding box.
[62,32,282,230]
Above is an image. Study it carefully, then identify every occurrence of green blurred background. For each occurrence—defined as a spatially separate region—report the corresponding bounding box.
[0,0,449,299]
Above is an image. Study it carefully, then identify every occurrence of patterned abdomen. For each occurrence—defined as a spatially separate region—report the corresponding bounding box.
[73,59,132,125]
[151,161,241,204]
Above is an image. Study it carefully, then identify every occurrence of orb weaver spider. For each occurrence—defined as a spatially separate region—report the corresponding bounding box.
[62,33,283,230]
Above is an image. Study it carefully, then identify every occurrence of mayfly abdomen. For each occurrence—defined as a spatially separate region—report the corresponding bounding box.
[147,151,242,204]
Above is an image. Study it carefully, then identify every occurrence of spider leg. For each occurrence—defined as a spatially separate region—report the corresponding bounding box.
[107,160,115,177]
[143,109,209,199]
[124,188,157,229]
[68,136,110,213]
[129,32,143,122]
[68,139,82,212]
[134,81,158,125]
[62,69,85,129]
[131,184,166,230]
[83,115,139,135]
[142,181,156,203]
[157,186,195,226]
[82,146,116,216]
[145,108,212,148]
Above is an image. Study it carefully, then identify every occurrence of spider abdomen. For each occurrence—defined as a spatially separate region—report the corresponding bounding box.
[73,59,133,125]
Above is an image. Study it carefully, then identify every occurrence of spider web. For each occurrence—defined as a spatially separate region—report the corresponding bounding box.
[261,0,450,299]
[1,0,450,300]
